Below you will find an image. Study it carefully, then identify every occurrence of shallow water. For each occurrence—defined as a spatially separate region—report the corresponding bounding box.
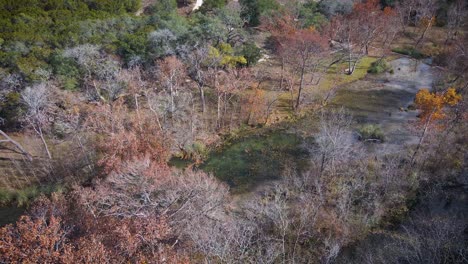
[0,206,25,227]
[202,131,310,193]
[333,57,435,153]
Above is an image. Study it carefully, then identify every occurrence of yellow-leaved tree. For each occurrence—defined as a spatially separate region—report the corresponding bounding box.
[411,88,462,164]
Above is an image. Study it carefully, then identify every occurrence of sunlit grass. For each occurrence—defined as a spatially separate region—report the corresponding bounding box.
[260,56,379,122]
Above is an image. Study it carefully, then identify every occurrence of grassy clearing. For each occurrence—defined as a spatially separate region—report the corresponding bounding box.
[321,56,379,90]
[197,57,380,192]
[259,56,379,122]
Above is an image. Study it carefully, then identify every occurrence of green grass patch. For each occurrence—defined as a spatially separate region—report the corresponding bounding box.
[368,59,392,74]
[392,46,426,59]
[0,184,65,207]
[320,56,379,91]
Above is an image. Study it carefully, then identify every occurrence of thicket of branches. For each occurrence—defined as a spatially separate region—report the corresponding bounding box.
[0,0,467,263]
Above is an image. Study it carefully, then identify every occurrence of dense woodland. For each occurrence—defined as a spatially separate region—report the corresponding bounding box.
[0,0,467,263]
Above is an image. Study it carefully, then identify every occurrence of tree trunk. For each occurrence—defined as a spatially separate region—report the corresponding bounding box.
[37,125,52,159]
[350,59,359,75]
[217,94,222,129]
[170,83,175,113]
[199,84,206,113]
[223,93,228,128]
[415,19,433,48]
[295,66,306,110]
[348,49,353,75]
[0,130,33,161]
[410,113,432,166]
[280,57,285,90]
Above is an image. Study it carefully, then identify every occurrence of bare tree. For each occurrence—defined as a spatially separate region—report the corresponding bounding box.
[281,29,328,110]
[328,15,364,75]
[21,83,52,159]
[446,0,467,44]
[413,0,439,48]
[314,108,354,177]
[186,46,209,113]
[159,56,186,114]
[63,44,124,102]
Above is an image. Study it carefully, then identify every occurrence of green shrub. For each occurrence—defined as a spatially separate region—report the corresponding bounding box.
[297,0,327,29]
[358,124,385,142]
[50,54,81,78]
[240,42,262,66]
[0,184,64,207]
[0,92,22,128]
[15,186,40,207]
[183,141,209,161]
[367,59,391,74]
[392,46,426,59]
[0,188,15,205]
[57,76,79,91]
[199,0,227,13]
[192,141,207,154]
[240,0,280,26]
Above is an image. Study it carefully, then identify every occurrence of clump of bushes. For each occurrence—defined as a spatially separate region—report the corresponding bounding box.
[177,141,209,163]
[240,41,262,66]
[392,46,426,59]
[368,59,392,74]
[358,124,385,142]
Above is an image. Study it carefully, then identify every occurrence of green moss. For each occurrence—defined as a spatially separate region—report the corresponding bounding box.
[392,46,426,59]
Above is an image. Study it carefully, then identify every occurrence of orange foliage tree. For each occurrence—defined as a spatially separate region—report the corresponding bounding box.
[84,99,170,175]
[411,88,462,164]
[241,86,267,125]
[0,192,189,263]
[264,14,328,110]
[0,215,72,263]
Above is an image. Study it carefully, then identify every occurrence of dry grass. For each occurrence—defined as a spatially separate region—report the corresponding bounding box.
[251,55,378,124]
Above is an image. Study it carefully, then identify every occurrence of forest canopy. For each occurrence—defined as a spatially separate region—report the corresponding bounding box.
[0,0,467,263]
